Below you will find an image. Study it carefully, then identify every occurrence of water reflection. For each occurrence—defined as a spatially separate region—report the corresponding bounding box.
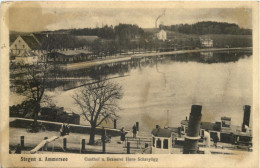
[46,50,252,91]
[51,50,252,133]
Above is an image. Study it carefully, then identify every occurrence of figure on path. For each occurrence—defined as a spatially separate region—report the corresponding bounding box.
[65,123,70,135]
[120,127,126,143]
[132,124,137,139]
[213,134,219,148]
[60,123,66,136]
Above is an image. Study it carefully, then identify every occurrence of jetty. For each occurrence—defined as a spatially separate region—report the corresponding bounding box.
[60,47,252,70]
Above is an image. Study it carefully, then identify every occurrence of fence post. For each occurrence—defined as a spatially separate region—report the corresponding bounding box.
[114,119,117,129]
[52,141,55,153]
[63,138,67,151]
[82,139,85,152]
[127,142,130,154]
[102,128,106,154]
[20,136,24,148]
[242,105,251,132]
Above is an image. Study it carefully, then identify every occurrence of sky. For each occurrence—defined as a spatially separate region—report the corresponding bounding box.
[6,2,252,32]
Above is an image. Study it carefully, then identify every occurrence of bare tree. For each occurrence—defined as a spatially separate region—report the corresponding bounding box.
[73,80,123,145]
[12,62,49,129]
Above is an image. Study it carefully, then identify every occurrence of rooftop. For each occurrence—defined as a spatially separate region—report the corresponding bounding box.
[57,49,93,56]
[221,116,231,121]
[151,128,172,138]
[32,33,48,44]
[21,35,41,50]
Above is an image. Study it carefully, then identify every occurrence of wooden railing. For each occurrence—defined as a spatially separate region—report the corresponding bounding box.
[124,137,152,149]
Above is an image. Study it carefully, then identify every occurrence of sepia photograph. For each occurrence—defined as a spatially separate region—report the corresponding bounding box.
[0,1,259,168]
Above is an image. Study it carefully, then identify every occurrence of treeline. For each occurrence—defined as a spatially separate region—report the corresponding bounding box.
[71,25,115,39]
[40,34,90,50]
[71,24,144,40]
[159,21,252,35]
[10,22,252,57]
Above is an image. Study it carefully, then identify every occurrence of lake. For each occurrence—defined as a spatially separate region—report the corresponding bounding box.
[44,50,253,134]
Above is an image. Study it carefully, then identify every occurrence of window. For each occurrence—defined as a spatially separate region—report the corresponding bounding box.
[23,45,25,48]
[18,50,20,54]
[156,138,161,148]
[163,139,168,149]
[15,44,17,48]
[153,137,155,147]
[201,130,204,137]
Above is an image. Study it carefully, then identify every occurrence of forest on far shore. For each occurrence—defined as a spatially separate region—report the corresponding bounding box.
[159,21,252,35]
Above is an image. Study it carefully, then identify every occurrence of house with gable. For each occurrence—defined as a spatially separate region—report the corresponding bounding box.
[10,34,42,64]
[156,29,167,41]
[143,28,167,42]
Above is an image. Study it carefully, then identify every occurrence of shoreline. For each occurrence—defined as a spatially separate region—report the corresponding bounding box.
[60,47,252,70]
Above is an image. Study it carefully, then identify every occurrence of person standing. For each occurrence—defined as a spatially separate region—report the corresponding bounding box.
[60,123,65,136]
[132,124,137,139]
[213,134,219,148]
[65,123,70,135]
[120,127,125,143]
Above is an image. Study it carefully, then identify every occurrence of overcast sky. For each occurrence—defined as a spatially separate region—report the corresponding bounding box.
[8,2,252,32]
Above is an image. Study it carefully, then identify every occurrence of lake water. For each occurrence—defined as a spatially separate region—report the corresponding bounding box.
[46,50,252,134]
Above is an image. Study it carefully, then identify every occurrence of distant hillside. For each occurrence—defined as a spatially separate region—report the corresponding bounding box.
[160,21,252,35]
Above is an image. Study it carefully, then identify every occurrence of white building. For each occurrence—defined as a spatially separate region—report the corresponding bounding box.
[200,37,213,48]
[10,35,42,65]
[156,30,167,41]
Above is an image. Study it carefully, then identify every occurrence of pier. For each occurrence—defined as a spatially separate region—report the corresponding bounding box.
[60,47,252,70]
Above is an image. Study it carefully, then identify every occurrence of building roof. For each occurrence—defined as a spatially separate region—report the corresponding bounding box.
[48,50,93,59]
[151,128,172,138]
[32,33,48,44]
[21,35,41,50]
[57,49,93,56]
[221,117,231,121]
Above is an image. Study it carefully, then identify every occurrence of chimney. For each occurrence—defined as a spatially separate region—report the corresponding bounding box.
[242,105,251,132]
[183,105,202,154]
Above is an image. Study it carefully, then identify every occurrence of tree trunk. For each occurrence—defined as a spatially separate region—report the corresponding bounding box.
[89,125,96,145]
[33,102,40,127]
